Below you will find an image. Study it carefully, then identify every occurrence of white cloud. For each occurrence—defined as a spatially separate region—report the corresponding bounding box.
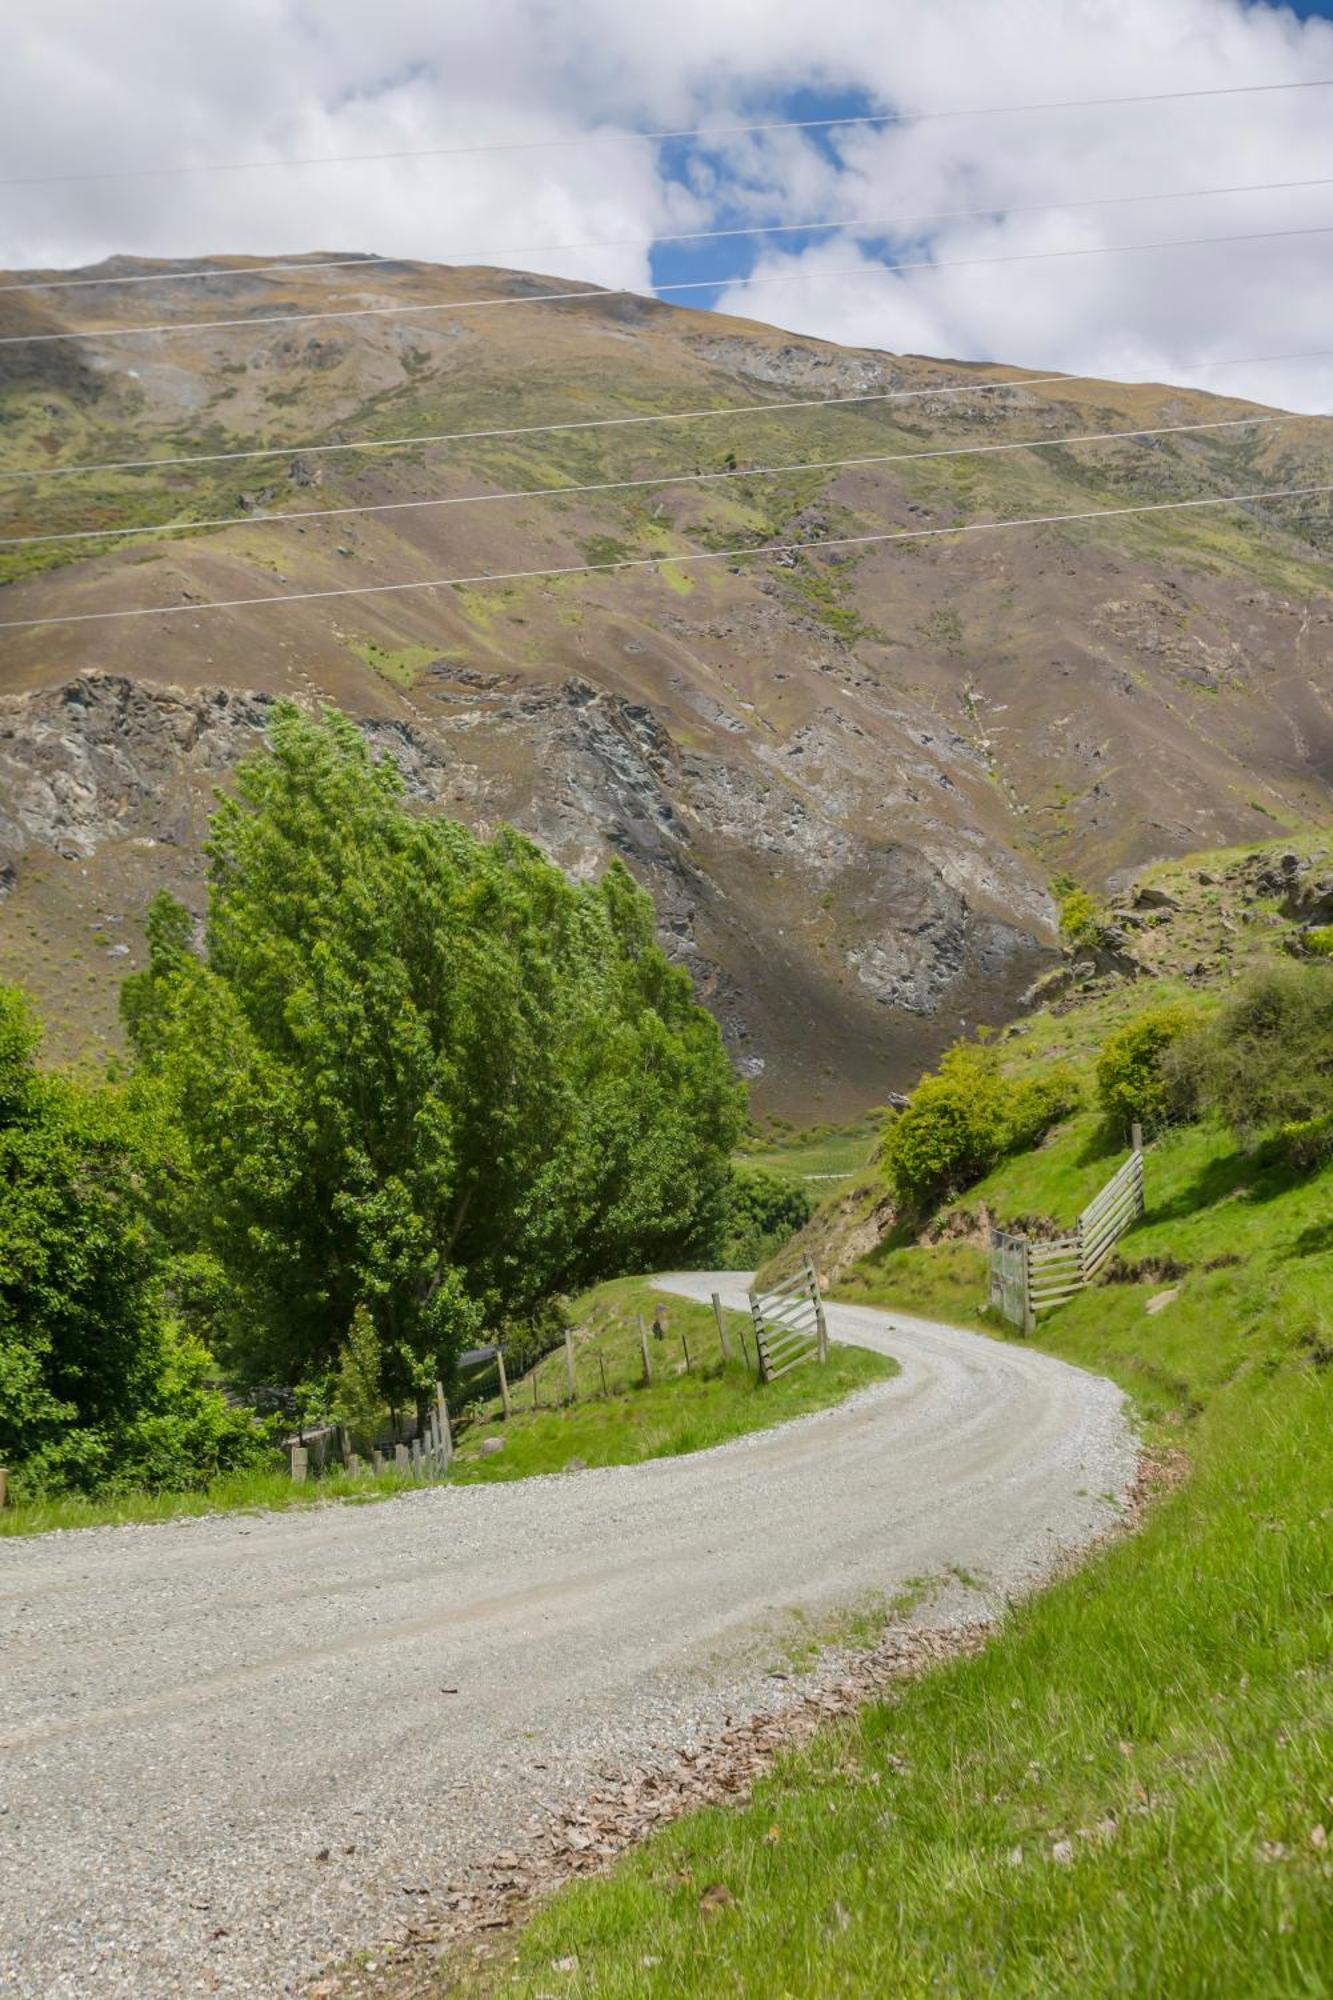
[3,0,1333,408]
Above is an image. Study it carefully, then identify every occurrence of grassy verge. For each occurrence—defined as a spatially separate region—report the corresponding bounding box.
[466,1129,1333,1997]
[449,1277,895,1483]
[0,1464,416,1539]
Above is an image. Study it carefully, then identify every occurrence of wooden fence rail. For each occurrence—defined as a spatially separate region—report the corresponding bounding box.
[990,1125,1145,1333]
[748,1256,829,1382]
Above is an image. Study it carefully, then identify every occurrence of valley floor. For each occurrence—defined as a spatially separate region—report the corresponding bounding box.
[0,1289,1132,1999]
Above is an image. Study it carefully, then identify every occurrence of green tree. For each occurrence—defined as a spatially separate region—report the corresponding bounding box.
[124,705,743,1405]
[0,986,259,1494]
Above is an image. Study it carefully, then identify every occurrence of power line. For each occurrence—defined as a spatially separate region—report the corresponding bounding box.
[5,345,1329,489]
[8,170,1332,296]
[2,481,1326,632]
[5,75,1331,188]
[0,412,1297,550]
[7,219,1333,347]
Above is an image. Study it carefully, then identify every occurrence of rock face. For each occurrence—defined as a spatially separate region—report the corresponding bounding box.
[1,255,1331,1107]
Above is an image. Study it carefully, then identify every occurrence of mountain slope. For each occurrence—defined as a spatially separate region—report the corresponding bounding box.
[1,254,1331,1108]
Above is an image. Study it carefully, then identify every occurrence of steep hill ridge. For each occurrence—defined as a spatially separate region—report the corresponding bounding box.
[2,254,1332,1107]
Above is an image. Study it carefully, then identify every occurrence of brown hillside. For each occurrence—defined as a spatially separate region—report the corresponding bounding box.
[1,253,1330,1110]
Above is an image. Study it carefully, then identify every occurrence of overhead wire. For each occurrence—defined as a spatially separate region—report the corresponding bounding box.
[0,411,1304,550]
[2,481,1328,632]
[7,219,1333,346]
[4,74,1331,187]
[6,169,1333,295]
[5,345,1329,488]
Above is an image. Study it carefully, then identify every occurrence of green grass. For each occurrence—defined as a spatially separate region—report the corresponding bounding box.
[467,1128,1333,1998]
[449,1277,895,1483]
[740,1123,876,1183]
[0,1464,417,1538]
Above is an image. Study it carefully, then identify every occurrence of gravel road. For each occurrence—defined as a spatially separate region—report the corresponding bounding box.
[0,1278,1137,1999]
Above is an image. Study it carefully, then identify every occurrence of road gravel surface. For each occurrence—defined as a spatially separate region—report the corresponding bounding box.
[0,1277,1136,1998]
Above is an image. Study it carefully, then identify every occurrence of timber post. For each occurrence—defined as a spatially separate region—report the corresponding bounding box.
[564,1328,577,1404]
[638,1313,653,1387]
[806,1255,829,1363]
[711,1290,732,1363]
[496,1347,512,1421]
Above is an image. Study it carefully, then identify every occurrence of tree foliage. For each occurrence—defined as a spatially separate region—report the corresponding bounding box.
[123,706,744,1406]
[879,1044,1080,1214]
[0,986,261,1494]
[714,1165,813,1268]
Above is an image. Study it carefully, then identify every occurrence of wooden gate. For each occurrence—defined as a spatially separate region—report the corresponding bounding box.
[990,1128,1146,1332]
[748,1257,829,1382]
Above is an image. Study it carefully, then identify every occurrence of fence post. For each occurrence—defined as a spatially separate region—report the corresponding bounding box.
[1021,1239,1036,1337]
[394,1443,409,1475]
[410,1437,423,1477]
[1131,1122,1146,1218]
[748,1289,771,1383]
[346,1452,361,1478]
[711,1291,732,1363]
[496,1347,512,1421]
[806,1256,829,1364]
[564,1328,577,1403]
[0,1467,7,1509]
[372,1450,385,1477]
[435,1382,453,1471]
[289,1445,308,1483]
[638,1313,653,1387]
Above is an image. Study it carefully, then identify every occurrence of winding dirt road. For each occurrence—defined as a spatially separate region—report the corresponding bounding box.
[0,1278,1135,1998]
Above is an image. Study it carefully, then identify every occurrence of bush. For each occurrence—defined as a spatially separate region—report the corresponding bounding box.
[1055,882,1111,955]
[1182,963,1333,1167]
[1096,1005,1196,1134]
[1007,1067,1083,1149]
[879,1046,1081,1216]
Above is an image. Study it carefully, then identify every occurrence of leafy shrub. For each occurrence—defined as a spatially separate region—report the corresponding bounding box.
[1302,926,1333,957]
[1096,1005,1196,1134]
[1180,963,1333,1167]
[1054,880,1111,955]
[879,1046,1077,1215]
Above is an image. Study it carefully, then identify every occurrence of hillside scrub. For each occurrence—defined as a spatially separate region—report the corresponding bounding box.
[0,986,263,1498]
[122,704,744,1415]
[1174,960,1333,1168]
[1095,1002,1197,1137]
[878,1041,1079,1214]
